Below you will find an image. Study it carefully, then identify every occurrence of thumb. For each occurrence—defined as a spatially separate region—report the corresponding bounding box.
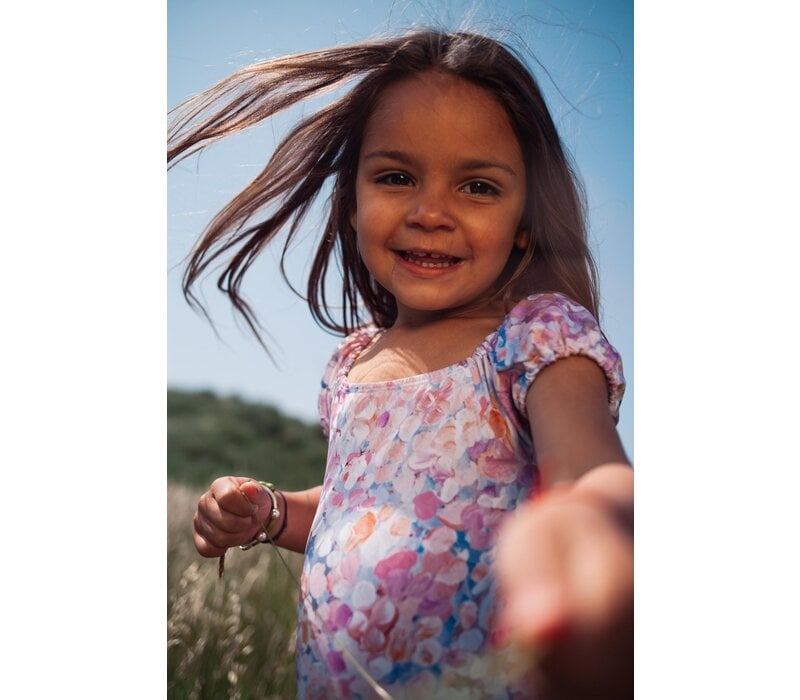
[239,480,274,510]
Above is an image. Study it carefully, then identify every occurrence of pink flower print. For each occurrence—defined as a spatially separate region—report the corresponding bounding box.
[375,550,418,580]
[418,595,453,619]
[406,440,438,473]
[326,650,346,675]
[439,500,466,528]
[398,410,424,442]
[344,510,376,552]
[361,625,387,653]
[468,439,519,484]
[351,580,377,609]
[389,514,411,537]
[423,525,457,554]
[347,610,368,641]
[306,667,329,700]
[333,602,354,629]
[384,569,414,598]
[456,628,484,652]
[409,423,460,480]
[338,551,360,582]
[347,487,365,507]
[414,491,442,520]
[427,579,461,603]
[471,560,490,585]
[415,615,444,640]
[413,638,443,666]
[387,623,415,663]
[376,410,390,428]
[342,451,370,490]
[470,363,482,386]
[308,562,328,598]
[441,648,468,671]
[373,459,395,484]
[393,468,422,502]
[458,600,479,629]
[487,405,511,443]
[440,477,460,503]
[454,461,479,488]
[404,572,434,598]
[416,386,449,425]
[462,503,494,550]
[376,504,393,522]
[368,597,398,632]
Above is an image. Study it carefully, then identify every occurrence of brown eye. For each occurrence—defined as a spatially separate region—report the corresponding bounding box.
[377,172,413,186]
[462,180,498,196]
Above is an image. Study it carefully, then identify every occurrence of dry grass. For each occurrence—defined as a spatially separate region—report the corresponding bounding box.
[168,482,304,699]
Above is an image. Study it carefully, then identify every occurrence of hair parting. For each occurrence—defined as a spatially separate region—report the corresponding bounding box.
[168,29,601,347]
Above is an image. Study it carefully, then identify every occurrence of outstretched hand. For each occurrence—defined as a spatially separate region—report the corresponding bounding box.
[192,476,275,557]
[494,486,633,700]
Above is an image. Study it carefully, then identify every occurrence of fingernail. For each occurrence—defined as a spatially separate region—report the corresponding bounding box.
[238,484,260,512]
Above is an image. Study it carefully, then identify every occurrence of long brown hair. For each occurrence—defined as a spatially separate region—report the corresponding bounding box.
[168,29,600,344]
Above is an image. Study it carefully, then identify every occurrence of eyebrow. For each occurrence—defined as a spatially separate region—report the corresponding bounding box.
[362,150,519,178]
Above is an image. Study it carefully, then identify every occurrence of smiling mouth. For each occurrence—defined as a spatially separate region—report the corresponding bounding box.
[397,250,463,268]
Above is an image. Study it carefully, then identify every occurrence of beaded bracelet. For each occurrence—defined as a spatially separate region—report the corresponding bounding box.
[218,481,286,579]
[272,490,289,542]
[239,481,281,550]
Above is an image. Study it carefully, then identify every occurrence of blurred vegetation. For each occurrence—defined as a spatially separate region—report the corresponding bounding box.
[167,388,328,490]
[168,389,325,699]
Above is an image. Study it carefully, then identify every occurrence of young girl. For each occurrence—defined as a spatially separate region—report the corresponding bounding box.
[173,29,632,699]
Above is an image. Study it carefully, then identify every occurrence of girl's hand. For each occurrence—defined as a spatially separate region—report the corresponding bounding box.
[494,487,633,700]
[192,477,276,557]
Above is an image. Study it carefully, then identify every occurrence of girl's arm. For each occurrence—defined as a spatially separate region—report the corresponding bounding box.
[525,354,633,527]
[494,355,633,699]
[193,478,321,557]
[526,355,630,487]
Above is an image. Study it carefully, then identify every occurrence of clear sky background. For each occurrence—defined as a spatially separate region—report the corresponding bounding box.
[167,0,635,457]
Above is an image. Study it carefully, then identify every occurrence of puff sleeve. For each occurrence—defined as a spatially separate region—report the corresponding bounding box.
[491,293,625,421]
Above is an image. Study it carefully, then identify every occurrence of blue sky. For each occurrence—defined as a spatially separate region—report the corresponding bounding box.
[167,0,634,456]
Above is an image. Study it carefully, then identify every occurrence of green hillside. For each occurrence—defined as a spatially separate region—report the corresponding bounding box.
[167,389,328,490]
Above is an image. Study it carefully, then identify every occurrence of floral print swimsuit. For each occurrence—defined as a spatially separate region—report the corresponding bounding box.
[296,293,625,699]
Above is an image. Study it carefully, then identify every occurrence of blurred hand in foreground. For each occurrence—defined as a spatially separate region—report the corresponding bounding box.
[494,485,633,700]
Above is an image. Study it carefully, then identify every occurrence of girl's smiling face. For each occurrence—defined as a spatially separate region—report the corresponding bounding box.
[351,71,528,325]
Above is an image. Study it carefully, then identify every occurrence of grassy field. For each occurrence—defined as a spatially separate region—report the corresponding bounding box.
[167,481,305,699]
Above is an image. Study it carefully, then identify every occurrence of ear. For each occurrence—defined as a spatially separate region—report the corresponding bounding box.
[514,229,529,251]
[349,209,357,232]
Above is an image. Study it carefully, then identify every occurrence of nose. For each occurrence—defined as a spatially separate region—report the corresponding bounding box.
[405,185,456,232]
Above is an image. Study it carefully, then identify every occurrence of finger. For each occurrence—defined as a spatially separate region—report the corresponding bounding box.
[193,509,262,550]
[192,528,227,558]
[211,477,261,517]
[239,480,274,508]
[197,490,257,534]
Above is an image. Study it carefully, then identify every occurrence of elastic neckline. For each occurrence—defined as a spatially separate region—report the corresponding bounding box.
[337,321,500,393]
